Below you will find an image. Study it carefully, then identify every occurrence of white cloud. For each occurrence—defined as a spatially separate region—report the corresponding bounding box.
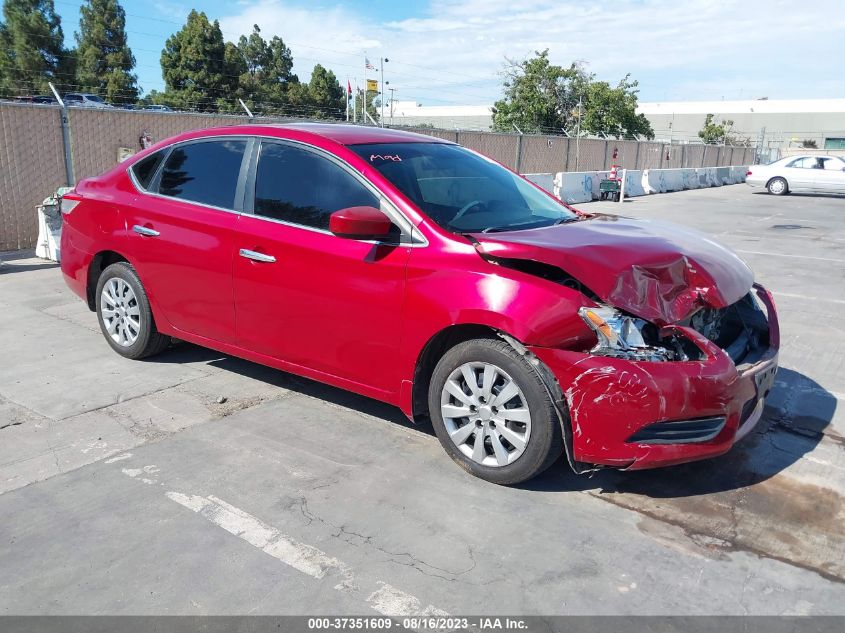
[218,0,845,105]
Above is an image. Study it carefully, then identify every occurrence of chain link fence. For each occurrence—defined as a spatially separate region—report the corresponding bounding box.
[0,101,755,251]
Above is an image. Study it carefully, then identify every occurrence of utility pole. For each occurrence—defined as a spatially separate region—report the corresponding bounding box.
[574,95,583,171]
[388,87,397,125]
[380,57,389,127]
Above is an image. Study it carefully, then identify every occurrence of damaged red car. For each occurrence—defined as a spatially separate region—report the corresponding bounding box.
[60,124,779,484]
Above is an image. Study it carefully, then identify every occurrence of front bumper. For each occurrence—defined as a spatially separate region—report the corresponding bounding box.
[530,285,780,470]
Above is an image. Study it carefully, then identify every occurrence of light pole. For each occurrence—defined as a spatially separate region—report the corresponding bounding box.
[388,87,397,125]
[380,57,389,127]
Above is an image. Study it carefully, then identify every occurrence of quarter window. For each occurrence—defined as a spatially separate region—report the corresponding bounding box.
[130,150,165,190]
[158,139,247,209]
[253,142,379,230]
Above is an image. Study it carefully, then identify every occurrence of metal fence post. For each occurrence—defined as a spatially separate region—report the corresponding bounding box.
[564,138,570,172]
[634,142,641,170]
[49,82,75,186]
[681,144,686,168]
[603,140,610,169]
[515,133,524,173]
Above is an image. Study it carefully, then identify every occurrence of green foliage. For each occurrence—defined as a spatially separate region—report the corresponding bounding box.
[698,113,742,145]
[160,10,227,112]
[74,0,138,103]
[492,49,653,139]
[0,0,67,95]
[801,139,818,149]
[307,64,343,118]
[580,76,654,139]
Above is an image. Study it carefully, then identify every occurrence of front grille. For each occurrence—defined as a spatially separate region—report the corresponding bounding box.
[626,416,727,445]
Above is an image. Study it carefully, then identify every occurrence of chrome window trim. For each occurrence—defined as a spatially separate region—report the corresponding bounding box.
[245,136,427,247]
[126,132,428,247]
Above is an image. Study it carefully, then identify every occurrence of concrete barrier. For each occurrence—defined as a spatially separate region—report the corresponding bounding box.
[531,166,748,205]
[525,173,555,194]
[624,170,646,197]
[555,171,595,204]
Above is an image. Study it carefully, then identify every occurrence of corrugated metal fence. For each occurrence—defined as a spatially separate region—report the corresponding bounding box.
[0,101,754,251]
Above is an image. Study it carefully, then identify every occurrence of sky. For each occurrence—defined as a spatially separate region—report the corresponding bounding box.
[51,0,845,106]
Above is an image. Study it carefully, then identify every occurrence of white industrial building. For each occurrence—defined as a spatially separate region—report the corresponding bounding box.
[637,99,845,150]
[385,100,494,131]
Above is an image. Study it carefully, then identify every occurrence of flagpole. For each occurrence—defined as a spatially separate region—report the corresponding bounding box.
[353,78,358,123]
[345,76,349,122]
[363,56,367,124]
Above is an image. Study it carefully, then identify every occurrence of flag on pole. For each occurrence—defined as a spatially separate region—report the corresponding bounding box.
[365,57,375,70]
[347,79,352,95]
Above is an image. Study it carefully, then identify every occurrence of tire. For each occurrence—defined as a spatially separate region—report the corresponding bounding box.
[428,338,563,485]
[95,262,170,360]
[767,177,789,195]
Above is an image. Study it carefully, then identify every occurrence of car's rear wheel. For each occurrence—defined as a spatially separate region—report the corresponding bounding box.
[95,262,170,359]
[428,338,562,484]
[767,177,789,195]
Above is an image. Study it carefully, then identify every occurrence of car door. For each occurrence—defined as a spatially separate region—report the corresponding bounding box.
[233,139,414,395]
[125,137,251,344]
[814,157,845,193]
[783,156,817,191]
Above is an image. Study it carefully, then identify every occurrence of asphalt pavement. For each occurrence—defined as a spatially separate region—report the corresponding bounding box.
[1,185,843,615]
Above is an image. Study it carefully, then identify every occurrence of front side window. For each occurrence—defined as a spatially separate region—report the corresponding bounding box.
[158,139,247,209]
[348,142,577,233]
[253,142,380,230]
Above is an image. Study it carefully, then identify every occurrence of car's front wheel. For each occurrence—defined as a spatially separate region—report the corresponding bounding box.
[767,177,789,195]
[428,338,563,484]
[95,262,170,360]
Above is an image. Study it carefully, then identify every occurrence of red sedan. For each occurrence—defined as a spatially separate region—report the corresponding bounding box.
[60,124,779,484]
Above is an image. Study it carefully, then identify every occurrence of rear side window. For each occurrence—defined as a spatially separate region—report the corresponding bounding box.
[130,150,165,190]
[158,139,247,209]
[254,142,379,230]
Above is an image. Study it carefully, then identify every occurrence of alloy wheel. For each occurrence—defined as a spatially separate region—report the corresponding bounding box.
[100,277,141,347]
[440,362,532,467]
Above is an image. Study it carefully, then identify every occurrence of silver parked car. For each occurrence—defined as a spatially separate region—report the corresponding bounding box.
[63,93,114,109]
[746,155,845,195]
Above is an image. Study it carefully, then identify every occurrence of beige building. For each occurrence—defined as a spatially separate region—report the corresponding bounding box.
[637,99,845,151]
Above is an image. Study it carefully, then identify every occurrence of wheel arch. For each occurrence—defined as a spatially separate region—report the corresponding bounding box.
[766,175,789,193]
[86,250,130,310]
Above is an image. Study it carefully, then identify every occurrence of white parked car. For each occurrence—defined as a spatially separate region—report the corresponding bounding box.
[746,155,845,195]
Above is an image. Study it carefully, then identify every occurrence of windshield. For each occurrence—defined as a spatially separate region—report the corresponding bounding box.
[348,142,577,233]
[86,95,104,103]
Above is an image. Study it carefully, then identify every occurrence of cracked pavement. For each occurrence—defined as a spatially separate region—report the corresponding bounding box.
[1,186,844,615]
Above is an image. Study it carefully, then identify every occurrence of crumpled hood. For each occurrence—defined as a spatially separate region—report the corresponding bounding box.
[471,215,754,325]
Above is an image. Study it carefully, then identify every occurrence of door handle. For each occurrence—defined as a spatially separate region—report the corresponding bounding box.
[239,248,276,263]
[133,225,160,237]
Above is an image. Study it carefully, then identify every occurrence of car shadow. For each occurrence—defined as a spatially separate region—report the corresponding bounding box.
[146,344,835,495]
[151,341,425,433]
[521,366,837,496]
[0,251,60,274]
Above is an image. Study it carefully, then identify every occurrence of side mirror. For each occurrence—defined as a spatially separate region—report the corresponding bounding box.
[329,206,394,240]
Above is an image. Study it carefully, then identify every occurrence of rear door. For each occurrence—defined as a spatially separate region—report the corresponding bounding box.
[814,157,845,193]
[125,137,251,343]
[232,139,414,395]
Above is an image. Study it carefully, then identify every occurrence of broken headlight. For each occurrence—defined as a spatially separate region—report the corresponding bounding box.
[578,306,677,362]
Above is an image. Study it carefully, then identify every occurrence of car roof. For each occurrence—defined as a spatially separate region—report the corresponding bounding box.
[256,122,449,146]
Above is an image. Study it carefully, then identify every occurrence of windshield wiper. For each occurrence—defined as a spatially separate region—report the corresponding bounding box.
[553,217,579,225]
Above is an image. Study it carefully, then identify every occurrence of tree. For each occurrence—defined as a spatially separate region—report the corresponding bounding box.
[698,113,744,145]
[74,0,138,103]
[232,25,297,111]
[307,64,343,119]
[492,49,653,139]
[0,0,66,96]
[160,10,226,111]
[580,76,653,139]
